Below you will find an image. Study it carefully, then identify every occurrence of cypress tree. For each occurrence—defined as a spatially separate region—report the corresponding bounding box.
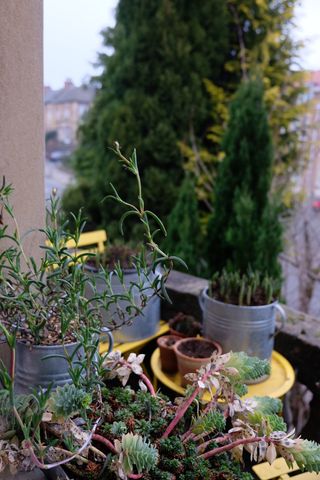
[163,174,201,275]
[64,0,229,239]
[206,79,282,279]
[181,0,305,212]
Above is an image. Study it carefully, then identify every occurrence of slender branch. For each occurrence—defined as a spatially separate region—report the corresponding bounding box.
[50,446,89,464]
[182,431,195,444]
[161,371,211,439]
[138,371,156,397]
[120,359,156,397]
[203,392,220,415]
[182,387,220,443]
[24,417,100,470]
[200,436,266,460]
[193,431,211,443]
[9,347,30,437]
[10,345,15,381]
[197,434,231,453]
[89,445,107,459]
[228,3,248,81]
[92,433,117,454]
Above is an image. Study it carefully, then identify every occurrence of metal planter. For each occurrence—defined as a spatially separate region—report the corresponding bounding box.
[199,288,286,360]
[0,338,11,378]
[13,326,113,394]
[88,268,161,343]
[14,341,84,394]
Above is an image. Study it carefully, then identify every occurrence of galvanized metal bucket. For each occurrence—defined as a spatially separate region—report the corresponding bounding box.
[199,288,286,360]
[14,328,113,394]
[88,268,161,343]
[14,341,84,393]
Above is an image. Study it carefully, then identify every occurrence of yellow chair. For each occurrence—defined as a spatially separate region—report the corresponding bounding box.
[65,229,107,255]
[45,229,107,269]
[253,458,320,479]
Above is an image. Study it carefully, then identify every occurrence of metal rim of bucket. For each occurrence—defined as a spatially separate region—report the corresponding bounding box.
[15,340,80,350]
[201,287,279,311]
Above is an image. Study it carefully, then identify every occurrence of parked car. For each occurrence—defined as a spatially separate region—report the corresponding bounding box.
[312,199,320,210]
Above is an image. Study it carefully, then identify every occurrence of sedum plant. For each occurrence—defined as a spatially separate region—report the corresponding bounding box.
[0,348,319,478]
[209,269,281,306]
[48,383,92,421]
[114,433,159,478]
[85,350,319,479]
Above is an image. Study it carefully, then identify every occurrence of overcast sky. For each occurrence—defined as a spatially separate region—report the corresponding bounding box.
[44,0,320,90]
[44,0,117,88]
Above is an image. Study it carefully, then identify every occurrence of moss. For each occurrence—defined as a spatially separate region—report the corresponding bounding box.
[111,386,134,406]
[135,419,152,436]
[159,436,185,458]
[160,457,183,474]
[146,469,173,480]
[134,390,162,416]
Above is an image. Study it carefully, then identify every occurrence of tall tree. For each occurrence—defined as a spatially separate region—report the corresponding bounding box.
[206,79,282,279]
[162,174,201,275]
[181,0,305,211]
[64,0,229,239]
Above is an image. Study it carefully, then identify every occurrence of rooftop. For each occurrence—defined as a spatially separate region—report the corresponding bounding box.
[44,79,95,105]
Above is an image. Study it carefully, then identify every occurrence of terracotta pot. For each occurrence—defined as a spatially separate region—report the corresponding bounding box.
[168,313,201,338]
[173,337,222,387]
[157,335,180,373]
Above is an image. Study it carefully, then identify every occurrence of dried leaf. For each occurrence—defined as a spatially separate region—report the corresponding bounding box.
[266,443,277,464]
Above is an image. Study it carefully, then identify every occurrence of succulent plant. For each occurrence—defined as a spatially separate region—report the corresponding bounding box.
[209,269,281,306]
[48,383,92,420]
[114,433,159,476]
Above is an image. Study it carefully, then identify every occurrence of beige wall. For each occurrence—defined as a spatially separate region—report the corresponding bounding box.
[0,0,44,259]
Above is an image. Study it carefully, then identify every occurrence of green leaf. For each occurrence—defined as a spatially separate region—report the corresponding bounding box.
[144,210,167,237]
[119,210,140,236]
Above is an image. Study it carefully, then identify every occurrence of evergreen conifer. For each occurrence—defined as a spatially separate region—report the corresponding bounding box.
[206,79,282,279]
[64,0,228,238]
[163,174,201,275]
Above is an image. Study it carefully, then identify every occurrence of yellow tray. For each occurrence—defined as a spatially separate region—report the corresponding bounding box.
[99,321,170,355]
[253,457,320,479]
[151,349,295,400]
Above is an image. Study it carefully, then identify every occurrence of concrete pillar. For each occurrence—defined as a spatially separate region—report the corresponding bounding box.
[0,0,44,258]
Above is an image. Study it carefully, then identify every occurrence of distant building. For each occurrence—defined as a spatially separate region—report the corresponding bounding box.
[44,79,95,147]
[305,70,320,101]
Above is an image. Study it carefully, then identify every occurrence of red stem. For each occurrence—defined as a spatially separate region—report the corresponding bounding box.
[193,431,210,443]
[92,433,117,454]
[121,359,156,397]
[182,431,195,444]
[161,371,211,439]
[200,436,266,460]
[182,377,221,443]
[203,392,219,415]
[89,435,143,478]
[197,434,230,453]
[139,371,156,397]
